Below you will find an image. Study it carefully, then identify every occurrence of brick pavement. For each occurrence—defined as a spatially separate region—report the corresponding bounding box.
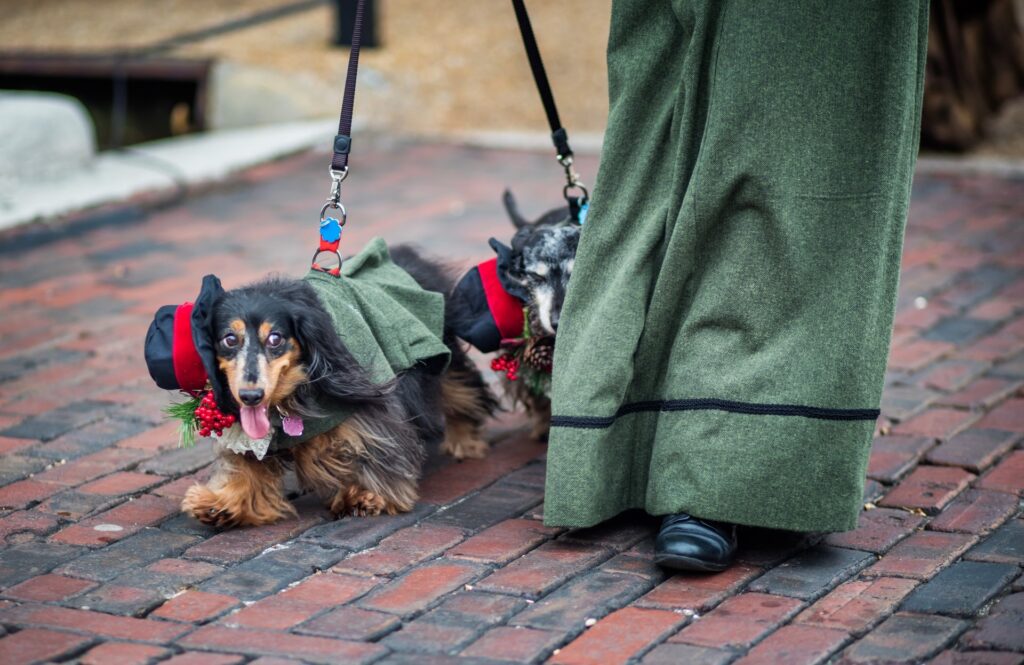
[0,140,1022,664]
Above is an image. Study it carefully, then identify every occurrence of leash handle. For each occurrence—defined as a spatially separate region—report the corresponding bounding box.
[510,0,588,219]
[315,0,366,277]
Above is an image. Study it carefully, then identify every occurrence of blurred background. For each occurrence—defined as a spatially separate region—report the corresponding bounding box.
[0,0,610,148]
[0,0,1022,228]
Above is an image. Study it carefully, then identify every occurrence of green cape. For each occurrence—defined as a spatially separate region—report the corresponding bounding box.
[270,237,450,449]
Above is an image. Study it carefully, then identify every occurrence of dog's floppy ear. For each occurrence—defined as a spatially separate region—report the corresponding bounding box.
[502,189,529,229]
[273,279,392,409]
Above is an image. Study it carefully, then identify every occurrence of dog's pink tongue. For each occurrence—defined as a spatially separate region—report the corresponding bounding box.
[240,405,270,440]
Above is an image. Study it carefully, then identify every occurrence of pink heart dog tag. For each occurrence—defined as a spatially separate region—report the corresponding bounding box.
[282,415,304,437]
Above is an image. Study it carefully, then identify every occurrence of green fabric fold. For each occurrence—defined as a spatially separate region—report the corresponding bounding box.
[271,237,450,449]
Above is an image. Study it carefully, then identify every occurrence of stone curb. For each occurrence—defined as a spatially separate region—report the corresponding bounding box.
[0,118,339,232]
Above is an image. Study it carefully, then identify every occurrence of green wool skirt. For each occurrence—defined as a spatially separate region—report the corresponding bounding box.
[545,0,929,533]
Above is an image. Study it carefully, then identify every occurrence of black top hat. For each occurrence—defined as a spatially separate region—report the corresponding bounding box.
[449,242,526,353]
[144,274,229,408]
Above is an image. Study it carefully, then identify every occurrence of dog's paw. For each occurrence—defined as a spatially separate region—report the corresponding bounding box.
[330,486,392,518]
[182,483,294,528]
[182,485,240,528]
[440,436,489,460]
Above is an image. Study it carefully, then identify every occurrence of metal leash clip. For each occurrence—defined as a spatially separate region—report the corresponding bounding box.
[312,167,349,277]
[558,154,589,222]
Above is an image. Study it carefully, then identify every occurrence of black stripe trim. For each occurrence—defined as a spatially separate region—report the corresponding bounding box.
[551,398,880,429]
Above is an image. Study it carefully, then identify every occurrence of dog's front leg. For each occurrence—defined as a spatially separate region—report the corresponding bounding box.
[293,426,420,519]
[182,451,295,527]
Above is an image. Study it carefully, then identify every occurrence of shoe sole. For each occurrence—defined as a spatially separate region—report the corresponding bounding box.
[653,553,731,573]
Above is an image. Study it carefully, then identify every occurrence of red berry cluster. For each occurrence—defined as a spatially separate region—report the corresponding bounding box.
[194,392,235,437]
[491,354,520,381]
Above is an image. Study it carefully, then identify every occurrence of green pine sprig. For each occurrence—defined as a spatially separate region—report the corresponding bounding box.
[163,394,202,448]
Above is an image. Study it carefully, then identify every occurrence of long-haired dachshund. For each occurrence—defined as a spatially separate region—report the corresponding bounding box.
[182,246,497,528]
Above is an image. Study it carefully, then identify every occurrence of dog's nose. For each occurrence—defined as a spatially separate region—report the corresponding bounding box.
[239,389,264,406]
[551,314,560,332]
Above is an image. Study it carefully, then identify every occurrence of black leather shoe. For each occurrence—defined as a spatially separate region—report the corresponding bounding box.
[654,513,737,572]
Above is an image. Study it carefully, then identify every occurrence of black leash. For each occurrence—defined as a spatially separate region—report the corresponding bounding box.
[510,0,589,222]
[313,0,367,277]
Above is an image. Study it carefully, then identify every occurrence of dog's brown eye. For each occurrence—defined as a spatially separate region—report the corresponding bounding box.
[221,334,238,349]
[266,332,283,348]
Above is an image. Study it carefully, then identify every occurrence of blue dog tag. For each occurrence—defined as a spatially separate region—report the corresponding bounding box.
[320,217,342,243]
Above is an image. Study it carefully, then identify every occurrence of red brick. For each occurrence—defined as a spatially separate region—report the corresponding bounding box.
[734,624,848,665]
[840,612,968,663]
[381,619,478,654]
[3,573,96,602]
[182,512,323,564]
[462,626,564,662]
[961,331,1024,362]
[968,296,1020,320]
[0,627,94,664]
[161,654,245,665]
[978,397,1024,432]
[962,613,1024,652]
[447,518,559,564]
[670,593,802,649]
[977,450,1024,494]
[930,489,1019,534]
[825,508,925,554]
[895,302,955,331]
[867,436,934,483]
[889,340,954,372]
[145,557,221,578]
[78,471,163,496]
[0,436,36,455]
[226,573,380,630]
[866,531,976,580]
[0,510,60,542]
[359,560,482,617]
[417,432,544,504]
[0,603,190,643]
[151,470,209,500]
[33,448,148,487]
[0,479,60,510]
[475,540,612,599]
[940,378,1021,409]
[114,421,179,451]
[878,465,975,514]
[334,524,464,576]
[637,563,762,611]
[50,494,179,546]
[295,605,401,641]
[929,650,1024,665]
[916,360,989,392]
[551,607,685,665]
[795,577,918,634]
[179,625,387,665]
[892,408,979,440]
[926,429,1019,472]
[79,642,170,665]
[152,590,240,623]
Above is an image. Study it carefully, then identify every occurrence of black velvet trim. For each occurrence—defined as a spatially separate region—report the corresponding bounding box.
[551,398,880,429]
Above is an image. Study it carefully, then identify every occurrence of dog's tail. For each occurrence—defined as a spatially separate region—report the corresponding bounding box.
[502,189,530,229]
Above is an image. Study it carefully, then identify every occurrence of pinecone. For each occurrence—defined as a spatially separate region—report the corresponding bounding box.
[523,336,554,373]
